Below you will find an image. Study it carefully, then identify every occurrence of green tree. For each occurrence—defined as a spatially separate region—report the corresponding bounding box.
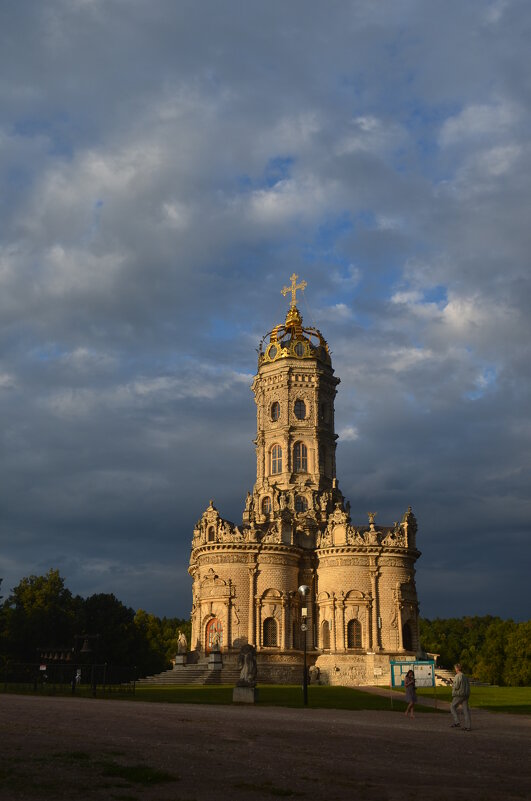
[419,615,503,676]
[502,621,531,686]
[1,569,77,662]
[134,611,191,666]
[78,593,167,676]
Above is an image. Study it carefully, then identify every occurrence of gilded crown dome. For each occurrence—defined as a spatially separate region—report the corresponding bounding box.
[257,274,331,367]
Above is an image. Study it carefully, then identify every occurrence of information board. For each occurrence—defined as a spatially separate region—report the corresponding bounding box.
[390,660,435,688]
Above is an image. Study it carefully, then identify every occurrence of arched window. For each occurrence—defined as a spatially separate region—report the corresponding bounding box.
[294,399,306,420]
[293,441,307,472]
[207,526,215,542]
[271,444,282,474]
[294,341,305,357]
[205,618,223,653]
[271,401,280,421]
[347,618,362,649]
[321,620,330,650]
[263,617,278,647]
[402,622,413,651]
[262,496,271,514]
[295,495,308,513]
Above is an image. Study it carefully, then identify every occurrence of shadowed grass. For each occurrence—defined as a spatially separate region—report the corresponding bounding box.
[4,681,528,713]
[131,684,437,712]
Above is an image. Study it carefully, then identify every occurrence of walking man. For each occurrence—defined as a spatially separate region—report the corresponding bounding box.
[450,663,471,731]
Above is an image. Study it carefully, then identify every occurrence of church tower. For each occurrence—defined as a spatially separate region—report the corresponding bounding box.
[188,276,421,685]
[246,273,345,545]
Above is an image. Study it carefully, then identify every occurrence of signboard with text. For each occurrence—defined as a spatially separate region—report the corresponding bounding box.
[390,660,435,688]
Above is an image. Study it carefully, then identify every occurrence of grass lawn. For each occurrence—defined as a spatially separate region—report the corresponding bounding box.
[1,682,431,712]
[412,685,531,715]
[129,684,441,712]
[3,683,529,714]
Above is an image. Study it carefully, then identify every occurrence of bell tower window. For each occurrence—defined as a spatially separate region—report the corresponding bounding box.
[271,401,280,421]
[270,444,283,475]
[262,496,271,514]
[294,399,306,420]
[293,442,307,472]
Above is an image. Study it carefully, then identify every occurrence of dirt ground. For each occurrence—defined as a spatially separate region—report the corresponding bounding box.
[2,693,530,801]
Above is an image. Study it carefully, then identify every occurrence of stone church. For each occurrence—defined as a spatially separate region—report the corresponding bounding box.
[188,275,420,685]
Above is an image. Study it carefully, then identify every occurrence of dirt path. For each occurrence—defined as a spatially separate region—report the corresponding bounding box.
[2,693,530,801]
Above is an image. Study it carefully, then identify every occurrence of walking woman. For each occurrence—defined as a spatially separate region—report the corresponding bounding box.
[404,669,417,718]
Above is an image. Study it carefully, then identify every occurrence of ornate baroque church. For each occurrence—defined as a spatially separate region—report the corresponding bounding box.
[188,276,420,685]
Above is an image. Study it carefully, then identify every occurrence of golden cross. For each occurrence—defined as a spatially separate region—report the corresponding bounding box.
[281,273,307,308]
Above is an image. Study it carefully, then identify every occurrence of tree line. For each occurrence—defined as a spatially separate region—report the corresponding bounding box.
[420,616,531,686]
[1,572,529,685]
[0,570,190,678]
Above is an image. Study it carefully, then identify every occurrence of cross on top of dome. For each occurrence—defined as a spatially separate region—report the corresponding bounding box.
[281,273,307,309]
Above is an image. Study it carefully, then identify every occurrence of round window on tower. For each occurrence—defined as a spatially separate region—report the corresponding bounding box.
[271,401,280,421]
[268,344,278,360]
[294,399,306,420]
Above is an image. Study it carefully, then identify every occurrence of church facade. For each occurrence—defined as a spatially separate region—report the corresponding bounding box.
[188,276,421,685]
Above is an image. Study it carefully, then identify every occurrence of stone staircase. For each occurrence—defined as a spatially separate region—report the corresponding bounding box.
[137,659,241,686]
[435,669,454,686]
[435,668,490,687]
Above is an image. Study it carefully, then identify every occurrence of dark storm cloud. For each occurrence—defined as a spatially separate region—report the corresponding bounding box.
[1,0,529,619]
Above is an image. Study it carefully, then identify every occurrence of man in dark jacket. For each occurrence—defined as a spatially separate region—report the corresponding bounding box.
[450,663,471,731]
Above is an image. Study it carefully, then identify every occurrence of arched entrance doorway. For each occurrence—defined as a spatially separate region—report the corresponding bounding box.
[205,618,223,653]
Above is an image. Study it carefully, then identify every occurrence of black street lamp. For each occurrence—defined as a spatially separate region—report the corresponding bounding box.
[298,584,310,706]
[75,634,100,697]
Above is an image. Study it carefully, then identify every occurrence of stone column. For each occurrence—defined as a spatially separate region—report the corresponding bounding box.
[281,594,289,650]
[337,599,346,651]
[331,595,337,651]
[248,568,256,646]
[256,599,263,650]
[370,566,381,651]
[398,604,404,651]
[226,596,232,650]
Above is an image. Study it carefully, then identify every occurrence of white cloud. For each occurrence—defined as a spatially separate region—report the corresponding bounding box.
[0,371,17,390]
[338,425,359,441]
[439,102,518,148]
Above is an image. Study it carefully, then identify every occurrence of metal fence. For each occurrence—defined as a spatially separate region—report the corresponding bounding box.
[1,662,136,697]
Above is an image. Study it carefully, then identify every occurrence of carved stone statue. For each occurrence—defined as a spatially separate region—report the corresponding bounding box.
[236,644,257,687]
[177,631,187,654]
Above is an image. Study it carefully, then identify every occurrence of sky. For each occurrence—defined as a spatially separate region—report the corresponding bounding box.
[1,0,530,621]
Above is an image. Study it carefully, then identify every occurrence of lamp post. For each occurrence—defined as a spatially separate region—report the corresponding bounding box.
[298,584,310,706]
[75,634,100,697]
